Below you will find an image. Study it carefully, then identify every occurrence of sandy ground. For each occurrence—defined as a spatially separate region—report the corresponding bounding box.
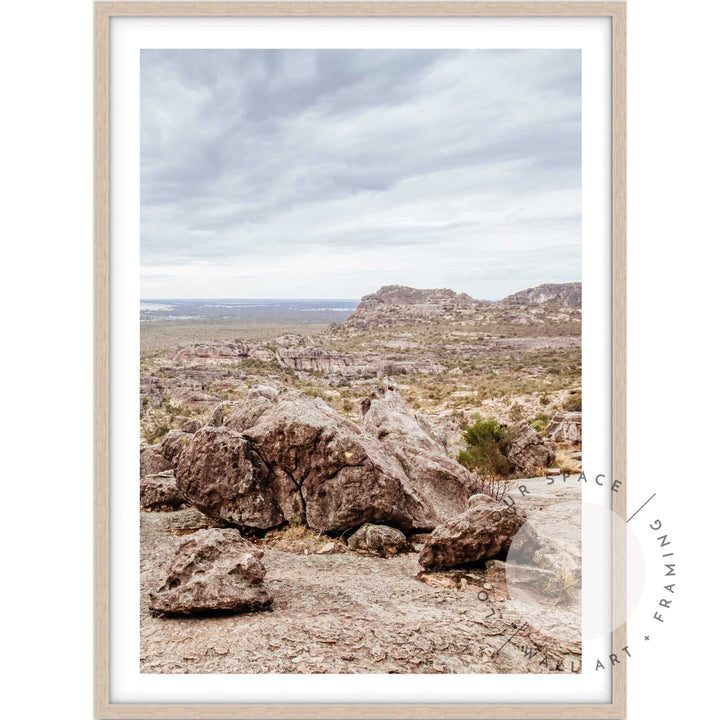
[140,477,581,674]
[141,321,330,355]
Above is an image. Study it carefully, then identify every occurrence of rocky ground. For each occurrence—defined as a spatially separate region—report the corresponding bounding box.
[139,283,583,675]
[140,283,582,445]
[141,477,581,674]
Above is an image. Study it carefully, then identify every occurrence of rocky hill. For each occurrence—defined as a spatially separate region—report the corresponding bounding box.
[342,282,580,330]
[343,285,487,329]
[501,282,582,307]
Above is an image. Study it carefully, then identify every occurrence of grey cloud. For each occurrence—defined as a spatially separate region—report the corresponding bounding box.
[141,49,580,298]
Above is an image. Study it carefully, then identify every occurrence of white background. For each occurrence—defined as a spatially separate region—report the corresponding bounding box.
[1,0,717,718]
[109,14,613,705]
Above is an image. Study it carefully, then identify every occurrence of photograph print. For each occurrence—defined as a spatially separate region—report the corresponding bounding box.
[139,48,583,675]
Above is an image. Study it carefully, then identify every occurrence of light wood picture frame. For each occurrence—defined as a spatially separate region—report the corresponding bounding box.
[94,2,626,718]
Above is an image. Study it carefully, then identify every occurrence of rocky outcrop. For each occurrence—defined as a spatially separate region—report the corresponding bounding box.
[168,340,274,364]
[140,471,185,511]
[175,386,482,534]
[344,285,485,329]
[140,446,171,478]
[175,425,286,529]
[505,420,556,473]
[361,385,447,451]
[347,524,409,557]
[149,528,273,616]
[207,402,226,427]
[418,494,538,571]
[161,336,443,380]
[501,282,582,307]
[276,346,352,374]
[360,386,482,522]
[181,418,202,434]
[546,412,582,445]
[160,430,191,467]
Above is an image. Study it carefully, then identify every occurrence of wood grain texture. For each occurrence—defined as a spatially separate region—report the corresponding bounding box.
[610,3,627,718]
[94,2,627,718]
[93,3,111,720]
[95,1,627,15]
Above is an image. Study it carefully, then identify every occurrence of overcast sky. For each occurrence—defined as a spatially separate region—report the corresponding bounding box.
[141,49,580,300]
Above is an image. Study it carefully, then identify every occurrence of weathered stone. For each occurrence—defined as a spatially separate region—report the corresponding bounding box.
[316,542,337,555]
[207,402,226,427]
[360,386,481,523]
[418,494,538,570]
[177,387,482,534]
[347,524,409,557]
[140,471,185,511]
[149,528,273,616]
[175,426,289,529]
[361,385,447,452]
[344,285,485,329]
[182,418,202,434]
[161,430,190,466]
[546,412,582,445]
[140,446,171,478]
[505,420,555,473]
[501,282,582,307]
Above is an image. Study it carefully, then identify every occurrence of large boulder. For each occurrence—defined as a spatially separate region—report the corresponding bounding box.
[546,412,582,445]
[347,523,409,557]
[418,494,538,570]
[140,470,185,511]
[505,420,555,474]
[360,386,481,523]
[175,426,289,529]
[360,385,447,451]
[149,528,273,615]
[176,386,482,534]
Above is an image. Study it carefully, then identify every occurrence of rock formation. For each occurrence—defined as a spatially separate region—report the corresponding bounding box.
[505,420,556,474]
[501,282,582,307]
[344,285,485,329]
[140,470,185,511]
[149,528,273,615]
[160,429,191,468]
[418,493,538,571]
[175,386,482,534]
[546,411,582,445]
[140,445,171,478]
[347,523,409,557]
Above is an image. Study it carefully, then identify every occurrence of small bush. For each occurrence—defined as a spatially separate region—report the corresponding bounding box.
[530,413,550,436]
[563,392,582,412]
[144,420,170,445]
[457,416,513,479]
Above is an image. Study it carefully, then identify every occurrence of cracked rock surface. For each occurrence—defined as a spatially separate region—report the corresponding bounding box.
[141,477,581,674]
[149,527,273,616]
[175,386,481,534]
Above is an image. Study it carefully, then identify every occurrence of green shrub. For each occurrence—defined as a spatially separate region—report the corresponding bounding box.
[457,416,513,478]
[144,420,170,445]
[530,413,550,436]
[563,392,582,412]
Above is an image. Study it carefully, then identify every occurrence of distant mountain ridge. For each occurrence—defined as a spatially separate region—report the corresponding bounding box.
[342,282,581,330]
[500,282,582,307]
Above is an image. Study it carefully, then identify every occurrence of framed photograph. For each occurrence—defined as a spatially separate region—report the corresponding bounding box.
[95,2,626,718]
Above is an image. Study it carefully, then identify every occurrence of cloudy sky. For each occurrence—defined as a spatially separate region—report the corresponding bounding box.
[141,49,580,300]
